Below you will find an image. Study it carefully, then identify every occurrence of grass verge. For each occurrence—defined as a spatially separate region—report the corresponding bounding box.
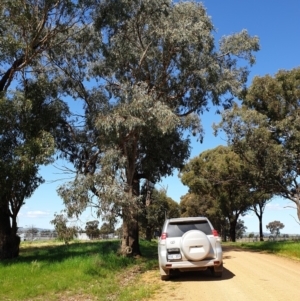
[223,240,300,260]
[0,239,160,301]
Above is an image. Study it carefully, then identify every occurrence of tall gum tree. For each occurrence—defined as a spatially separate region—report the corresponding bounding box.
[0,0,93,259]
[56,0,259,255]
[180,146,253,241]
[215,67,300,224]
[180,193,224,236]
[139,187,180,241]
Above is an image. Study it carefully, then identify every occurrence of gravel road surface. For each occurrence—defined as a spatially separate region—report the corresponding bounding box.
[144,246,300,301]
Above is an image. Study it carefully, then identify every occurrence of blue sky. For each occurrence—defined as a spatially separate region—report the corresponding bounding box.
[19,0,300,234]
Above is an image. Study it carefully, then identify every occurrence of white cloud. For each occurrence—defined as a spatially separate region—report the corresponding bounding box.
[266,203,282,211]
[266,202,294,211]
[25,211,51,218]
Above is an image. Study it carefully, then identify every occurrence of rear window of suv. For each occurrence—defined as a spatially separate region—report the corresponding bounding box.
[167,220,212,237]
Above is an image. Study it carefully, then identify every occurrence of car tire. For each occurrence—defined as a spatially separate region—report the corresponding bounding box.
[181,230,210,261]
[159,265,170,281]
[161,274,170,281]
[211,270,222,278]
[210,264,223,278]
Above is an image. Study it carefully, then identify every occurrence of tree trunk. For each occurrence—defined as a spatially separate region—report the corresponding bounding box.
[221,227,227,242]
[0,203,20,260]
[121,209,141,256]
[120,175,141,256]
[253,202,265,241]
[145,226,152,241]
[229,220,237,242]
[258,215,264,241]
[296,198,300,222]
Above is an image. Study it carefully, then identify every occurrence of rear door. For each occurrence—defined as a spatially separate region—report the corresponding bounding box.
[165,220,214,261]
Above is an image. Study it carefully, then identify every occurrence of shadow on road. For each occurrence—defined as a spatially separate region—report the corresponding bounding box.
[168,267,235,282]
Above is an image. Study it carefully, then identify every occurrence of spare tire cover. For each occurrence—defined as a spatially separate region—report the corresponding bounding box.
[181,230,210,261]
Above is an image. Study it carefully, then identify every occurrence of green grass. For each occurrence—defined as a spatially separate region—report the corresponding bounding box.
[0,239,159,301]
[223,240,300,260]
[6,239,299,301]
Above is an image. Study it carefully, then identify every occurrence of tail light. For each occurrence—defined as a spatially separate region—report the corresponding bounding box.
[212,229,219,237]
[160,232,167,240]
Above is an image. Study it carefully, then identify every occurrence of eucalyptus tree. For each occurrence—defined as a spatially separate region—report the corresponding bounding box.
[215,67,300,223]
[98,222,115,239]
[50,213,78,244]
[0,0,93,259]
[54,0,259,255]
[266,220,284,238]
[180,193,225,236]
[139,188,179,240]
[85,220,100,240]
[0,81,71,258]
[249,194,271,241]
[0,0,93,92]
[180,193,217,218]
[180,146,254,241]
[25,225,39,241]
[235,219,247,239]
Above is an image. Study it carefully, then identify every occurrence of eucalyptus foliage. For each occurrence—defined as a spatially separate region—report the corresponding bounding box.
[266,220,285,237]
[54,0,258,254]
[50,213,78,244]
[85,220,100,239]
[180,145,254,241]
[180,193,224,233]
[0,0,92,259]
[215,67,300,222]
[0,0,259,257]
[139,188,179,240]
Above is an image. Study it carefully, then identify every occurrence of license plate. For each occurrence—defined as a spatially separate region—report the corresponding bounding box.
[167,254,181,260]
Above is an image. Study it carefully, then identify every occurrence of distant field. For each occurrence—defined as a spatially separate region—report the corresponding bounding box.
[223,240,300,261]
[0,239,159,301]
[236,235,300,243]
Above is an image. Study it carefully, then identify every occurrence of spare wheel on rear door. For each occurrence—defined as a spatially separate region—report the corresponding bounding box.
[181,230,210,261]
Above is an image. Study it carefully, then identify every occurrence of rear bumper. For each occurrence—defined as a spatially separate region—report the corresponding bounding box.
[160,258,223,270]
[158,244,223,271]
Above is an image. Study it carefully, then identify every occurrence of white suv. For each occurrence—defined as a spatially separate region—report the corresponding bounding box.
[158,217,223,280]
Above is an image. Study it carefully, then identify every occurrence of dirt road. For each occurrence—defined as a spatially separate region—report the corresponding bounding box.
[143,246,300,301]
